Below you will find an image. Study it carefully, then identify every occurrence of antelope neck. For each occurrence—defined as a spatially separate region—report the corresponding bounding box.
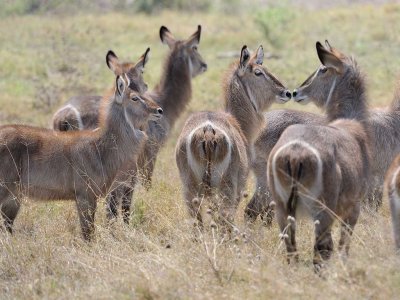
[156,52,192,125]
[239,77,258,112]
[325,77,337,110]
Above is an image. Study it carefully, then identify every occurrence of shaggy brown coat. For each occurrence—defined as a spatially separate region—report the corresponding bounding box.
[0,55,162,240]
[176,45,290,229]
[246,41,400,222]
[267,42,371,268]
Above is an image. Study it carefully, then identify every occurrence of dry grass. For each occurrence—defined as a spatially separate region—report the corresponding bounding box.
[1,4,400,299]
[1,191,398,299]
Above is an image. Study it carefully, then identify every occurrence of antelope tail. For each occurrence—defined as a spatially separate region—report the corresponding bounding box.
[286,160,303,218]
[272,140,322,216]
[188,122,230,193]
[58,121,73,131]
[201,124,217,189]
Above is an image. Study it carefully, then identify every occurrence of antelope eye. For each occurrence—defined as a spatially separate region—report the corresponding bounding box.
[254,69,262,76]
[192,45,198,51]
[319,66,328,74]
[131,96,140,102]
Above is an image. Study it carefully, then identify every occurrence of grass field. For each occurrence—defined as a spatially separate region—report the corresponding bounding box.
[1,2,400,299]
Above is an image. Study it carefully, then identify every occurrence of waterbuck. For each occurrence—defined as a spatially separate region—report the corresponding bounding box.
[246,40,400,223]
[267,42,371,267]
[245,110,324,224]
[176,45,291,230]
[52,48,150,131]
[0,50,163,240]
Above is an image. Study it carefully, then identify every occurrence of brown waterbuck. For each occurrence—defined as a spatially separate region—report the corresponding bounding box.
[246,40,400,223]
[52,48,150,131]
[385,154,400,250]
[0,50,163,240]
[267,42,371,268]
[176,45,291,230]
[245,110,324,224]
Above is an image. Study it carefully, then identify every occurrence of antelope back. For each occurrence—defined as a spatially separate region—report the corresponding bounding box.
[160,25,207,77]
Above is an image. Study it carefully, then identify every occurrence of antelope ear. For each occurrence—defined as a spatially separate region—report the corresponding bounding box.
[160,26,176,49]
[115,75,125,104]
[316,42,344,73]
[325,39,333,51]
[186,25,201,47]
[239,45,250,73]
[253,45,264,65]
[134,47,150,72]
[106,50,120,74]
[325,40,346,60]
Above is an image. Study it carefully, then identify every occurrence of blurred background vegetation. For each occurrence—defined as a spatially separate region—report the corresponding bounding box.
[1,0,397,15]
[1,0,399,126]
[0,0,246,15]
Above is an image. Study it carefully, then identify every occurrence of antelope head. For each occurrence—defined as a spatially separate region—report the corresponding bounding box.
[235,45,291,111]
[293,40,349,107]
[106,48,150,95]
[160,25,207,77]
[114,71,163,131]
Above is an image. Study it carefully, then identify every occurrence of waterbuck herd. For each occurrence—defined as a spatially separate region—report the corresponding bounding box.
[1,25,400,270]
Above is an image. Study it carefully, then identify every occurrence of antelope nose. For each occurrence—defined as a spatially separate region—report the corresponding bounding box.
[157,108,163,115]
[285,90,292,99]
[292,89,298,98]
[201,63,208,71]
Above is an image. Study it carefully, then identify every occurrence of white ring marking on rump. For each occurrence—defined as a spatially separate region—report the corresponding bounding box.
[186,120,232,183]
[271,139,323,203]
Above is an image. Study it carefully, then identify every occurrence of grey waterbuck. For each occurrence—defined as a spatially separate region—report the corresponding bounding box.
[267,42,371,268]
[176,45,291,230]
[246,40,400,223]
[52,48,150,131]
[0,50,163,240]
